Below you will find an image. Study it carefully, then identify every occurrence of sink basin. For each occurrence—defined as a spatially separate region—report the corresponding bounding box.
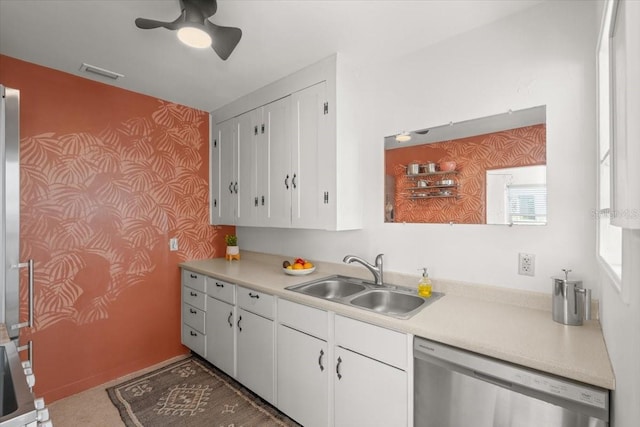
[288,278,366,300]
[350,290,425,317]
[286,275,444,319]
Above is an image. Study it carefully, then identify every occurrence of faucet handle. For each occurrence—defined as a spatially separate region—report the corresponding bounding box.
[375,253,384,266]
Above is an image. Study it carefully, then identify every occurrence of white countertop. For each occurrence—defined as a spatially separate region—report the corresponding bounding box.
[180,252,615,390]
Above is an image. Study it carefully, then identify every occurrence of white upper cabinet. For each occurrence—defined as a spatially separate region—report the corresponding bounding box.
[290,82,330,229]
[263,97,292,228]
[212,118,239,225]
[236,110,259,226]
[210,54,362,230]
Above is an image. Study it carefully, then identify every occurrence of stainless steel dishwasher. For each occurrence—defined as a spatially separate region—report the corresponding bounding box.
[414,337,609,427]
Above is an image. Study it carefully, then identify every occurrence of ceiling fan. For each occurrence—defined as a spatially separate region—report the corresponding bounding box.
[135,0,242,60]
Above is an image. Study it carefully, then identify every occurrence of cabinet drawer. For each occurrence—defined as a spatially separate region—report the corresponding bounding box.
[278,299,328,340]
[182,269,206,292]
[335,315,407,370]
[182,324,206,357]
[183,303,205,333]
[207,277,235,304]
[183,286,206,311]
[237,286,274,319]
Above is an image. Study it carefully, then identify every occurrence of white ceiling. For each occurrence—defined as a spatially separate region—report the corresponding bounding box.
[0,0,544,112]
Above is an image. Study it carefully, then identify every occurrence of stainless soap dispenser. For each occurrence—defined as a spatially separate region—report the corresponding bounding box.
[552,269,591,326]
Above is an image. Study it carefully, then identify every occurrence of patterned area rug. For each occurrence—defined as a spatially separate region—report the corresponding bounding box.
[107,356,300,427]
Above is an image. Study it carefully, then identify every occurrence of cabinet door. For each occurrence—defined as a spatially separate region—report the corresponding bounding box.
[218,118,238,224]
[265,96,292,228]
[277,325,328,427]
[254,108,269,225]
[205,296,236,377]
[210,119,222,224]
[291,81,329,229]
[237,110,258,226]
[236,308,275,403]
[334,347,407,427]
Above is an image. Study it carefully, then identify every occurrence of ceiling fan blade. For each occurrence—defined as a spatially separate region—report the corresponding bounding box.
[204,20,242,60]
[135,14,183,31]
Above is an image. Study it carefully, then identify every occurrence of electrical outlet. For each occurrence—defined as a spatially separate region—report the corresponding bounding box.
[169,238,178,252]
[518,253,535,276]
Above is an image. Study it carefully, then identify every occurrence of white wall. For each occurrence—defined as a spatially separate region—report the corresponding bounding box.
[601,230,640,427]
[240,0,601,296]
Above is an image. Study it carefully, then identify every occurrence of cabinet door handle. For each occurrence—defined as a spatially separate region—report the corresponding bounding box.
[227,312,233,328]
[284,174,289,190]
[237,315,242,332]
[216,282,224,288]
[254,125,258,135]
[318,349,325,372]
[255,197,258,207]
[190,291,197,297]
[189,308,196,314]
[336,356,342,380]
[190,331,197,337]
[261,124,265,134]
[234,182,238,194]
[248,292,260,299]
[261,195,265,206]
[229,182,234,194]
[292,173,297,189]
[190,274,197,279]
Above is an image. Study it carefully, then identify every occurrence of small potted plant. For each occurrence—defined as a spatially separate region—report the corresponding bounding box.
[225,234,240,260]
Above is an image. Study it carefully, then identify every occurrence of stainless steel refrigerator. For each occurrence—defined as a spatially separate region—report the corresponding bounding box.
[1,84,34,353]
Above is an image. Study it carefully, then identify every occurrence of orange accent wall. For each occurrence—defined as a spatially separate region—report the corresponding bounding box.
[1,55,234,401]
[385,124,546,223]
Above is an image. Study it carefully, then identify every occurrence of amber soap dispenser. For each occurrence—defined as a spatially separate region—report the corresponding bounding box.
[417,268,432,298]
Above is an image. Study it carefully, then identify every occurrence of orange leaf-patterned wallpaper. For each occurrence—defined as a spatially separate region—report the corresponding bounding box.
[385,124,546,223]
[1,55,234,401]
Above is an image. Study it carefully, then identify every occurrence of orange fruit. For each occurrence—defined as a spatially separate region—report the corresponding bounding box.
[303,262,313,269]
[292,263,304,270]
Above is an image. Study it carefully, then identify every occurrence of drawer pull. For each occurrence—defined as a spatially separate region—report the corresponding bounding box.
[318,349,325,372]
[336,356,342,380]
[248,292,260,299]
[190,291,197,297]
[216,282,224,288]
[189,308,196,314]
[227,312,233,328]
[237,315,242,332]
[190,331,197,337]
[190,274,197,279]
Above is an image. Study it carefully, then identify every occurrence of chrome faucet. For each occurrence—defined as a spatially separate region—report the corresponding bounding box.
[343,254,384,285]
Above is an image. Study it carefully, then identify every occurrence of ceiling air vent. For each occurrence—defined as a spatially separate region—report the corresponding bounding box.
[79,63,124,80]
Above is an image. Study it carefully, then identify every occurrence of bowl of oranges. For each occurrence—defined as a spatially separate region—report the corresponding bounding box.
[283,258,316,276]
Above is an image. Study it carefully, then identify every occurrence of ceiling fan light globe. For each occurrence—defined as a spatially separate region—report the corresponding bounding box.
[177,27,212,48]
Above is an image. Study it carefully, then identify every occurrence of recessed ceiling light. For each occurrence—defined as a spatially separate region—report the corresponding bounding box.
[177,27,212,48]
[395,131,412,143]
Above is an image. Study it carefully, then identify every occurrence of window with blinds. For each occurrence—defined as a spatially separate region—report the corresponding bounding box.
[507,184,547,225]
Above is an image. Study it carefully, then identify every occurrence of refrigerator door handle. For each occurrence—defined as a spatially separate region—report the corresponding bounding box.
[10,259,34,331]
[17,340,33,368]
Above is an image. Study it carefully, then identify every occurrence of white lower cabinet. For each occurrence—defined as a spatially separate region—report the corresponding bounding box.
[237,308,275,403]
[181,269,410,425]
[205,296,235,377]
[277,324,329,427]
[334,346,407,427]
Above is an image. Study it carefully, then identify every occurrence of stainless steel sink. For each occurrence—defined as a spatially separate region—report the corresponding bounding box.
[350,290,426,317]
[286,275,443,319]
[290,278,366,300]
